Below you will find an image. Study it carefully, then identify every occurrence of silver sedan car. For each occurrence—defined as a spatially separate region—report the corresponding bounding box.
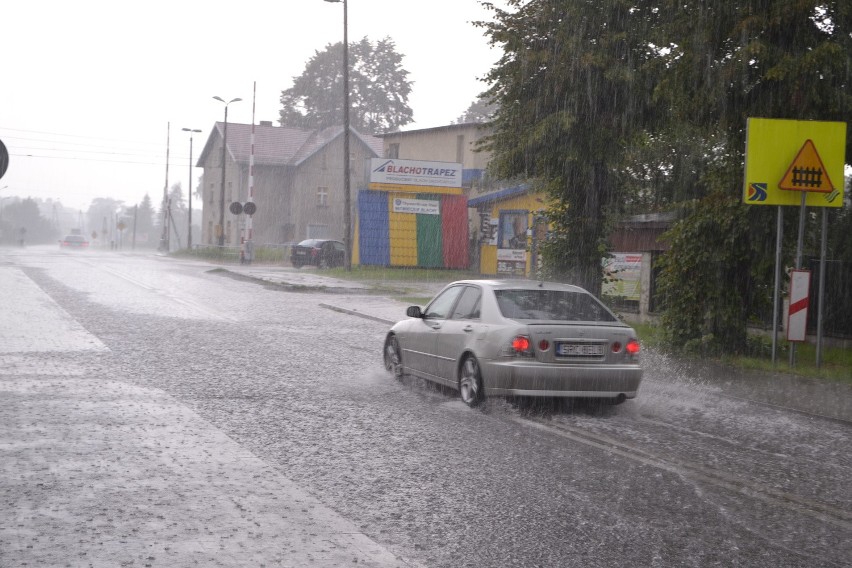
[383,280,642,407]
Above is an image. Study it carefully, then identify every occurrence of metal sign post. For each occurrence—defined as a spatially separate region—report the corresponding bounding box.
[743,118,846,368]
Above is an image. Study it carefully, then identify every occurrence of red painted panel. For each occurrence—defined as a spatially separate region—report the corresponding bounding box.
[441,195,469,269]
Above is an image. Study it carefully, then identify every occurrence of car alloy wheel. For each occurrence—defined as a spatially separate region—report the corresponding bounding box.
[459,355,484,407]
[384,335,403,380]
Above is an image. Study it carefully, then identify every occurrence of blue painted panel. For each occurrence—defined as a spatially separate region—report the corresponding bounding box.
[358,190,390,266]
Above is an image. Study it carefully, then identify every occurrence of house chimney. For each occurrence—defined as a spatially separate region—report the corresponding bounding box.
[259,120,273,127]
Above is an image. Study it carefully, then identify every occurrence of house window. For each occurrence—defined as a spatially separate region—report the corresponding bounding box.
[207,221,213,244]
[307,224,329,239]
[387,143,399,159]
[317,186,329,207]
[456,135,465,163]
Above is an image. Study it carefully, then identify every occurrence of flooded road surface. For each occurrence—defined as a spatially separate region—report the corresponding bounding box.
[2,246,850,567]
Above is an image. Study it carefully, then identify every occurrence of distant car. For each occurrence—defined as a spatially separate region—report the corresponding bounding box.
[290,239,345,268]
[59,235,89,249]
[383,280,642,407]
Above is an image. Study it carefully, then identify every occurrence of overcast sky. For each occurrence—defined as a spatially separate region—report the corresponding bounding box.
[0,0,504,213]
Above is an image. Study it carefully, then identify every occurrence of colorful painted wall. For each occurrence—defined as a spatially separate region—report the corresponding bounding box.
[357,190,469,269]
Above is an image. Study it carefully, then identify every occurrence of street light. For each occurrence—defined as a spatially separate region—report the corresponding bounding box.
[324,0,352,270]
[212,96,242,247]
[182,128,202,250]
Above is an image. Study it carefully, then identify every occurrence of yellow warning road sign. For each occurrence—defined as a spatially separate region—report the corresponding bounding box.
[778,139,834,193]
[743,118,846,207]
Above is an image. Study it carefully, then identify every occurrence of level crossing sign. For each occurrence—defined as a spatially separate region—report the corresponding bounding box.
[743,118,846,207]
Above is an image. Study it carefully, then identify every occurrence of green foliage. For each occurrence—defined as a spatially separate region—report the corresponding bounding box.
[0,198,58,244]
[134,194,157,246]
[656,188,777,353]
[279,37,413,134]
[478,0,661,293]
[454,96,497,124]
[649,0,852,350]
[479,0,851,345]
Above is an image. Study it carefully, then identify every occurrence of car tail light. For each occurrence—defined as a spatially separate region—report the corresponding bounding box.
[311,248,318,257]
[611,342,622,353]
[510,335,534,357]
[625,339,640,355]
[538,339,550,351]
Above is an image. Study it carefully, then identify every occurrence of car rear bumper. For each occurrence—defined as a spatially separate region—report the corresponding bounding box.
[480,359,642,398]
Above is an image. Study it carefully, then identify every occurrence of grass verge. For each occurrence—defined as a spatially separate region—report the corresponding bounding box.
[631,321,851,384]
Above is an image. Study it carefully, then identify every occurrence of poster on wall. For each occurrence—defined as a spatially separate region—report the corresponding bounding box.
[602,253,642,301]
[499,210,528,250]
[497,249,526,276]
[497,210,529,275]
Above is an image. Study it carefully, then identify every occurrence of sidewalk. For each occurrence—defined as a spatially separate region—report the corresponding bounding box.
[0,378,421,567]
[219,264,446,325]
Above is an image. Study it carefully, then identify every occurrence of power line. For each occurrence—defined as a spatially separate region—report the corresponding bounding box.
[9,152,173,166]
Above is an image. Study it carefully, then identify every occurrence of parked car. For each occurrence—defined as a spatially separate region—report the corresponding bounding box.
[59,235,89,249]
[383,280,642,407]
[290,239,345,268]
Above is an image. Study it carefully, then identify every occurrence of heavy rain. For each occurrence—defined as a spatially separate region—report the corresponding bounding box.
[1,1,851,567]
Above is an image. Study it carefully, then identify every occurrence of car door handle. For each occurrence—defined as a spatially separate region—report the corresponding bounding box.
[463,325,474,332]
[430,324,442,330]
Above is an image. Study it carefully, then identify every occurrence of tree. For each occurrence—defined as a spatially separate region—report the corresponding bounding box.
[134,194,157,247]
[154,183,186,249]
[454,96,497,124]
[1,198,57,245]
[651,0,852,351]
[477,0,660,293]
[279,36,413,134]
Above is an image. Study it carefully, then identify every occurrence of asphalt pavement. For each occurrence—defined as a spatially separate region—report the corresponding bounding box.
[0,260,427,567]
[2,258,849,567]
[219,262,852,422]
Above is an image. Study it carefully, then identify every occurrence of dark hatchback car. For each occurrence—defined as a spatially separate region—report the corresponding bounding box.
[59,235,89,249]
[290,239,345,268]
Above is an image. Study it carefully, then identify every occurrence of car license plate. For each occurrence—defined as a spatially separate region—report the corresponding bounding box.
[557,343,604,357]
[295,250,306,256]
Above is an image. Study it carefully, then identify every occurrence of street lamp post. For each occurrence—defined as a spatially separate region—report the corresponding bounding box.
[324,0,352,270]
[182,128,202,250]
[212,96,242,247]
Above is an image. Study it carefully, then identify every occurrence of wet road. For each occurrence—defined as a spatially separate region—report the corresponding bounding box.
[2,247,851,567]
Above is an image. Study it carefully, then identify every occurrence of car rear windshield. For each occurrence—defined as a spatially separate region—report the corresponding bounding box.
[296,239,321,247]
[495,289,618,322]
[64,236,85,242]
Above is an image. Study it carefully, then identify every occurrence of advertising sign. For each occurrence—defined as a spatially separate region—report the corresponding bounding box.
[603,253,642,301]
[496,250,526,276]
[370,158,462,188]
[392,197,440,215]
[743,118,846,207]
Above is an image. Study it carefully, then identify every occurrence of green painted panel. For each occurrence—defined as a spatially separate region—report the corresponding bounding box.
[416,193,444,267]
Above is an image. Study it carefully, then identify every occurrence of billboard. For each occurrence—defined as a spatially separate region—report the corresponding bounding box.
[603,253,642,301]
[370,158,462,188]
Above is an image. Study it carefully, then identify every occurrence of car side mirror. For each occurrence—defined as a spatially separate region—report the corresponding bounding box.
[406,306,423,318]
